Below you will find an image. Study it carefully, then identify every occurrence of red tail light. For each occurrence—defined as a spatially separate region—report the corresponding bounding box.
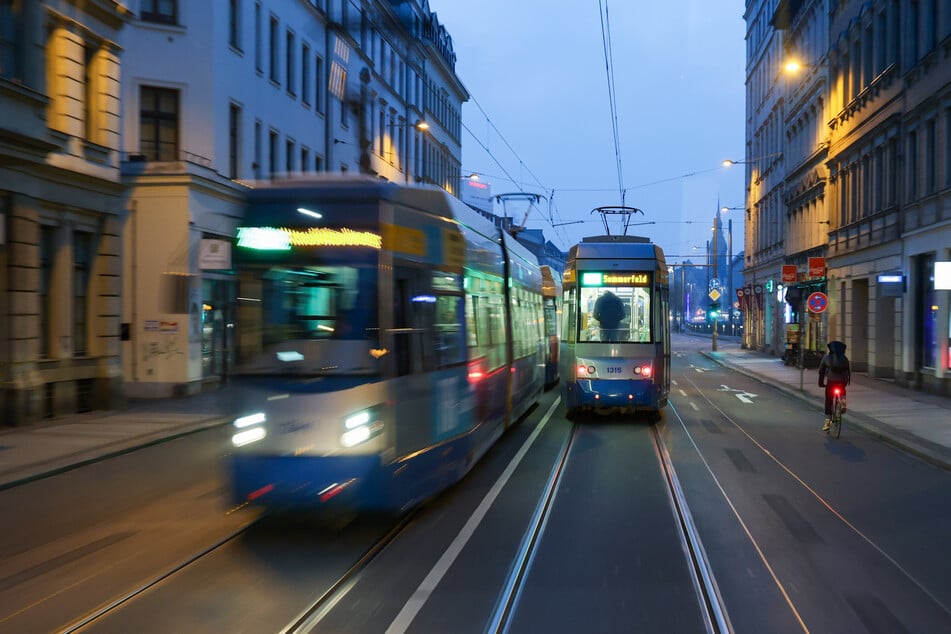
[641,365,652,377]
[577,365,588,376]
[467,360,486,383]
[833,387,841,396]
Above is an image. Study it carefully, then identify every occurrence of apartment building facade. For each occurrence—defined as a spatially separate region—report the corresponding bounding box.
[746,0,950,395]
[1,0,129,424]
[119,0,467,398]
[0,0,468,424]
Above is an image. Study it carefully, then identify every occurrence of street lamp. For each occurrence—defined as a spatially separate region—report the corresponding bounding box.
[722,152,783,167]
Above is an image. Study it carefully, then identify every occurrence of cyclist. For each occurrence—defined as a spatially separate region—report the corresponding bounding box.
[818,340,851,431]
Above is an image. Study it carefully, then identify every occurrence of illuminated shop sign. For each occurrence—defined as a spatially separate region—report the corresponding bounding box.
[877,271,906,297]
[236,226,382,250]
[581,272,651,287]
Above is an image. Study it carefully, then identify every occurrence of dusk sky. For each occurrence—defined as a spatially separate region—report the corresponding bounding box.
[433,1,748,259]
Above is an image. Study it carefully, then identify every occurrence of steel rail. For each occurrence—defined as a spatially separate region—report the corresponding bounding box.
[487,423,578,633]
[651,424,734,634]
[61,522,254,633]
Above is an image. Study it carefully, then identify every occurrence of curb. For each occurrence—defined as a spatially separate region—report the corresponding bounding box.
[0,415,232,492]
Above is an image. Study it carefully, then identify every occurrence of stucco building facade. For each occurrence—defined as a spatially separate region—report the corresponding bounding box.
[745,0,950,395]
[1,0,129,424]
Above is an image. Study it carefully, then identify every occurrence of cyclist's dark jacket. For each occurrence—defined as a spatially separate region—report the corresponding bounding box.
[818,341,850,386]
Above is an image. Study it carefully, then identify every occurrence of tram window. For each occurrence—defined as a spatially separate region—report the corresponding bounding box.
[464,294,478,347]
[562,288,576,344]
[486,295,505,370]
[434,294,465,368]
[246,265,379,344]
[579,286,652,343]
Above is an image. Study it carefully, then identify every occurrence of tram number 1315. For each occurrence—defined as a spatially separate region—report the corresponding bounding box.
[606,367,624,374]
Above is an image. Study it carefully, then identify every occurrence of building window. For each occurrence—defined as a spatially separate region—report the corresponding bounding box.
[254,2,261,72]
[229,104,241,179]
[73,231,92,357]
[269,129,278,177]
[285,30,295,95]
[140,86,179,161]
[84,45,98,143]
[301,147,309,172]
[269,15,279,83]
[315,55,325,113]
[907,129,918,200]
[315,155,323,172]
[229,0,241,50]
[254,120,261,178]
[0,0,23,81]
[924,119,936,194]
[302,43,311,106]
[378,110,385,156]
[39,225,55,359]
[285,138,294,173]
[141,0,177,25]
[945,108,951,189]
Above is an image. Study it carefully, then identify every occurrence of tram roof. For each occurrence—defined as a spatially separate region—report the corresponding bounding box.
[243,175,540,268]
[567,235,666,264]
[246,175,457,215]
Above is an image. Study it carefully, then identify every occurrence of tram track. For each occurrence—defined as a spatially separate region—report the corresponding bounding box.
[61,521,255,633]
[488,418,732,634]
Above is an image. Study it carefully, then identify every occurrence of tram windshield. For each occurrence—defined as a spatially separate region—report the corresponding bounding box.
[234,263,380,376]
[577,271,653,343]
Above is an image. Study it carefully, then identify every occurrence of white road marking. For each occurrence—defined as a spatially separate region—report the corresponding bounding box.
[385,397,561,634]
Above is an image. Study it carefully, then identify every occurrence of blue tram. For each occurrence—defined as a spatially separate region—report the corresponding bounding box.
[559,235,670,419]
[228,177,545,514]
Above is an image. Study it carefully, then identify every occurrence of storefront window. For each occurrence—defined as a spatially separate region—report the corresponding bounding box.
[918,254,936,368]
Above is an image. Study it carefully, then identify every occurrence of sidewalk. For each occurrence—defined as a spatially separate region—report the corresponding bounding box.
[0,388,239,490]
[697,336,951,470]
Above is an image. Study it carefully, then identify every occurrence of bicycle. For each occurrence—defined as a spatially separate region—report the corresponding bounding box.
[827,386,844,439]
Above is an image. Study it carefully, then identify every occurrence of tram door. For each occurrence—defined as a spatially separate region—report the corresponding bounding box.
[658,284,671,401]
[391,263,435,457]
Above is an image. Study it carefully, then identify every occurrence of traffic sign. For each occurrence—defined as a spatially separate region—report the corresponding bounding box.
[807,291,829,313]
[708,288,721,301]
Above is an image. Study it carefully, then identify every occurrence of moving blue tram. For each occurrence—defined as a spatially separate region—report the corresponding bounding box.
[559,235,670,420]
[228,177,545,514]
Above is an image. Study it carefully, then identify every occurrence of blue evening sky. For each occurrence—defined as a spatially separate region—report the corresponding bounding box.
[432,1,748,259]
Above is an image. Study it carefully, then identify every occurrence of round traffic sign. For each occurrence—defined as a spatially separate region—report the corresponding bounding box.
[807,291,829,313]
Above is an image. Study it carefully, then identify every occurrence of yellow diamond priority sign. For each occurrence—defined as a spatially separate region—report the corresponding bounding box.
[708,288,721,301]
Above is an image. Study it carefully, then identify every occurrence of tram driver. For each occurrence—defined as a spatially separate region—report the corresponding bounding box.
[594,290,626,342]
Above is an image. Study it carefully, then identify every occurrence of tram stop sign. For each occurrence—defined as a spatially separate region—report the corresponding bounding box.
[807,291,829,313]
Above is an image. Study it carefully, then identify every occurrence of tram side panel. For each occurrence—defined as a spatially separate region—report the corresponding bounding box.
[501,232,545,424]
[228,181,544,515]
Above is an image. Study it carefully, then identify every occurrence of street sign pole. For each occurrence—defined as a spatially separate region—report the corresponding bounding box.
[712,214,718,352]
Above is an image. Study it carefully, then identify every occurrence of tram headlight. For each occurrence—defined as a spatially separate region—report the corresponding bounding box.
[341,405,384,448]
[232,412,267,447]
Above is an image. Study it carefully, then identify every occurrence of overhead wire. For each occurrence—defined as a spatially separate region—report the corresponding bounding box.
[598,0,624,205]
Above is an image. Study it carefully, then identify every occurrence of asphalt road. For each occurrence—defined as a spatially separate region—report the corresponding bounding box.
[2,335,950,633]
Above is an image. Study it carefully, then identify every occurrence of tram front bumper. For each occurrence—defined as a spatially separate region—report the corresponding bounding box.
[569,379,655,409]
